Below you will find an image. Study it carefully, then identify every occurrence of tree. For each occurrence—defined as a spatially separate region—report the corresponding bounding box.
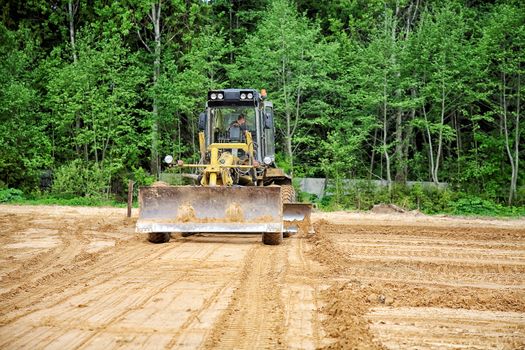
[231,0,335,174]
[45,29,147,190]
[480,3,524,204]
[408,3,477,185]
[0,24,51,189]
[157,23,228,163]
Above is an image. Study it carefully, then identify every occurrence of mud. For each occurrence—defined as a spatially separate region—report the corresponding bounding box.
[0,205,524,349]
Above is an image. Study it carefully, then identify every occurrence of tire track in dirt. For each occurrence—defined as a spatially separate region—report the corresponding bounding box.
[0,237,181,325]
[71,241,229,349]
[0,206,260,348]
[203,243,286,350]
[2,206,524,349]
[0,214,64,283]
[275,234,323,350]
[0,232,179,326]
[0,214,122,294]
[1,215,262,350]
[297,236,322,345]
[310,219,525,349]
[367,307,525,349]
[325,223,525,241]
[0,237,237,349]
[164,274,235,349]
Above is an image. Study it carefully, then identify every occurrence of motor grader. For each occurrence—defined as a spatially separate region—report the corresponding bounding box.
[136,88,312,245]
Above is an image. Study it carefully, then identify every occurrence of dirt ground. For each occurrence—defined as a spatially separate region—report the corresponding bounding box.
[0,205,524,349]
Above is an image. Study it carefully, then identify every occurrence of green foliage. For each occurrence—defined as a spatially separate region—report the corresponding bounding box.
[52,160,111,198]
[45,30,147,168]
[314,183,524,217]
[14,196,127,208]
[231,0,337,173]
[0,0,524,213]
[0,188,25,203]
[131,166,155,198]
[132,167,155,187]
[450,195,525,217]
[275,153,293,175]
[0,23,51,190]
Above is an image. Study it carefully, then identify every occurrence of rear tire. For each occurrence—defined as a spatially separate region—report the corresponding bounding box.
[281,185,296,238]
[262,231,283,245]
[281,185,296,203]
[148,232,170,244]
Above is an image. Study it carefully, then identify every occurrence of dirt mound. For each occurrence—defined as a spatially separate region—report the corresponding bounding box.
[320,280,525,349]
[150,181,170,187]
[307,220,351,273]
[370,203,406,214]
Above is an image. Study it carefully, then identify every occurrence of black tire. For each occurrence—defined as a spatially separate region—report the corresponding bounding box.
[148,232,170,244]
[262,231,283,245]
[281,184,296,203]
[281,185,296,238]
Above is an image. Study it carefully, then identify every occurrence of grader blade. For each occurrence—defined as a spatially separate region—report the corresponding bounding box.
[136,186,283,234]
[283,203,314,235]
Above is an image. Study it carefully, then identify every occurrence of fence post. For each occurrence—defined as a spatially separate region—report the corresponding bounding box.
[127,180,134,218]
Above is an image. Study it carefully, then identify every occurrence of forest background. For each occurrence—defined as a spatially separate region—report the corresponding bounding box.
[0,0,524,215]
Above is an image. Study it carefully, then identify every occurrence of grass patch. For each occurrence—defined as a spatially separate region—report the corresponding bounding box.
[10,196,130,208]
[1,188,131,207]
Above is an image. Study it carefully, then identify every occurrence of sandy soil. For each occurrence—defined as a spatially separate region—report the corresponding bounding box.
[0,205,524,349]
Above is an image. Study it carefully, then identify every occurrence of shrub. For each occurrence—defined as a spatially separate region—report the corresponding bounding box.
[449,195,503,216]
[52,160,111,198]
[0,188,24,202]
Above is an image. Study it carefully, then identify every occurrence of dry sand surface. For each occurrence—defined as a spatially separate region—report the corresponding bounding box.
[0,205,524,349]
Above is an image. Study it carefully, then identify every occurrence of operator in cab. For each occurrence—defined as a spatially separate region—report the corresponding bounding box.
[230,114,248,131]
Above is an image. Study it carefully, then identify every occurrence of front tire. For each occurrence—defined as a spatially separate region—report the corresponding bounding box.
[148,232,170,244]
[262,231,283,245]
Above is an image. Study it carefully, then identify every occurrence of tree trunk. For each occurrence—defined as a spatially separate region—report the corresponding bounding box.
[512,73,520,204]
[68,0,77,64]
[280,26,293,173]
[229,0,233,63]
[151,1,162,179]
[402,88,417,180]
[433,79,446,185]
[391,1,406,183]
[454,111,462,176]
[394,109,404,182]
[68,0,83,158]
[502,71,518,205]
[422,105,436,183]
[383,75,392,192]
[369,128,378,180]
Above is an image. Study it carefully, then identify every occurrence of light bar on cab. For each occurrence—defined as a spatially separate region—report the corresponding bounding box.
[208,91,224,100]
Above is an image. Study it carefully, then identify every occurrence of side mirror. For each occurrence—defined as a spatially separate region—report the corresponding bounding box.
[264,111,273,129]
[198,112,206,130]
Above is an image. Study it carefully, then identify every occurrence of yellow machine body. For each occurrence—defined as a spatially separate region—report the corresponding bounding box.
[136,89,313,243]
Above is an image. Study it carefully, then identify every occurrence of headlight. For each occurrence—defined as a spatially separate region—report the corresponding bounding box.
[240,93,246,99]
[247,92,253,99]
[164,155,174,164]
[263,156,272,165]
[217,93,223,99]
[210,93,217,100]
